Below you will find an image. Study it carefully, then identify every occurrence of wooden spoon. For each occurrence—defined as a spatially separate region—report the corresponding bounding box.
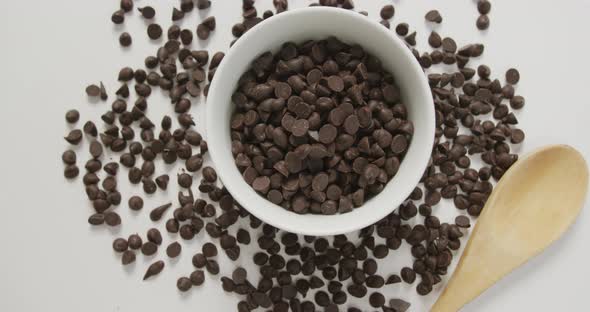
[431,145,588,312]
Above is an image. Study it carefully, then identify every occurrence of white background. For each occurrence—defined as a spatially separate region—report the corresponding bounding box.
[0,0,589,311]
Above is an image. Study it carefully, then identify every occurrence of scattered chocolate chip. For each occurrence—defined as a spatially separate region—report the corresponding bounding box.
[113,238,128,252]
[401,267,416,284]
[177,277,192,292]
[64,129,83,145]
[455,215,471,228]
[111,10,125,24]
[122,250,136,265]
[395,23,409,36]
[105,212,121,226]
[478,0,491,15]
[119,32,132,47]
[147,24,163,40]
[356,293,379,309]
[506,68,520,85]
[206,260,220,275]
[202,242,218,257]
[150,203,172,221]
[476,15,490,30]
[167,242,182,258]
[128,234,142,250]
[380,5,395,20]
[202,166,217,182]
[197,0,211,10]
[120,0,133,12]
[141,242,158,256]
[390,299,411,312]
[197,24,210,40]
[155,175,170,190]
[425,10,443,23]
[65,110,80,123]
[138,6,156,19]
[86,84,101,97]
[147,228,163,245]
[143,260,165,280]
[190,269,205,286]
[172,7,185,21]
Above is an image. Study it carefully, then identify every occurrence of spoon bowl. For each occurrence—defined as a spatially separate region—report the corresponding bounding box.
[431,145,589,312]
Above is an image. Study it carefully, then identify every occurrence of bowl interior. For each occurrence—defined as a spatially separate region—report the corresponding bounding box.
[207,7,434,236]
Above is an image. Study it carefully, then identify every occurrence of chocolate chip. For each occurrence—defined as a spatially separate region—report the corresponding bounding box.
[366,275,385,288]
[197,24,210,40]
[442,37,457,53]
[155,174,170,190]
[150,203,172,221]
[83,121,98,137]
[178,173,193,188]
[122,250,136,265]
[386,274,402,285]
[172,8,185,21]
[206,260,220,275]
[425,10,443,23]
[147,228,162,245]
[202,242,218,257]
[119,32,132,47]
[197,0,211,9]
[104,212,121,226]
[138,6,155,19]
[476,15,490,30]
[510,95,525,109]
[232,267,248,285]
[506,68,520,84]
[474,0,491,13]
[143,260,164,280]
[203,16,216,30]
[510,128,525,144]
[369,292,385,307]
[405,32,417,46]
[390,135,409,154]
[253,176,271,194]
[147,24,163,40]
[190,270,205,286]
[112,238,128,252]
[127,234,142,250]
[120,0,133,12]
[65,110,80,124]
[177,277,192,292]
[166,242,182,258]
[428,31,442,48]
[455,215,471,228]
[395,23,409,36]
[141,242,158,256]
[380,5,395,19]
[401,267,416,284]
[417,282,432,295]
[202,166,217,182]
[111,10,125,24]
[62,150,77,165]
[64,129,83,145]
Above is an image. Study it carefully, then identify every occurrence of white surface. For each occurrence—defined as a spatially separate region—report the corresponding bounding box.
[208,7,435,236]
[0,1,589,311]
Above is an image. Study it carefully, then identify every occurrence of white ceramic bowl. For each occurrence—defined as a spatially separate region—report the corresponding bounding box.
[207,7,434,236]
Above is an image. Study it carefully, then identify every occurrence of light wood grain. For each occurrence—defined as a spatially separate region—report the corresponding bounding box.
[431,145,589,312]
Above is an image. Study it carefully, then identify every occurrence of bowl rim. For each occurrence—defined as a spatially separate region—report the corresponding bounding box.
[207,7,434,235]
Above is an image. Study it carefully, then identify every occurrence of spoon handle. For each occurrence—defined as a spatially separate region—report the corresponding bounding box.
[429,226,502,312]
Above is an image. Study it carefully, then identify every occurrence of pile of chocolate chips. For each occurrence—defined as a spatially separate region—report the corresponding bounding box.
[61,1,525,311]
[230,37,413,215]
